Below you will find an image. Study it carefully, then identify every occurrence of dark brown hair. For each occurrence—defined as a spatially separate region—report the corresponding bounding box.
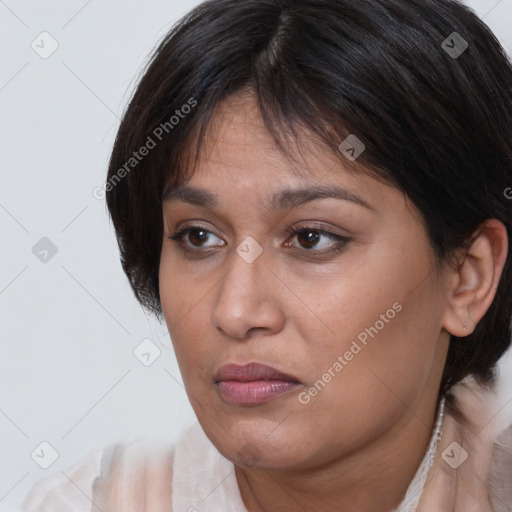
[105,0,512,394]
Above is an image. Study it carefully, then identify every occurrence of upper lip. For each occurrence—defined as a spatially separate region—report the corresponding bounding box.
[214,362,300,383]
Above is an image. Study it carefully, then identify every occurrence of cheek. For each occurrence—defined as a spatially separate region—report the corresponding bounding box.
[289,286,442,459]
[302,287,442,425]
[159,243,214,327]
[159,254,211,381]
[295,240,441,396]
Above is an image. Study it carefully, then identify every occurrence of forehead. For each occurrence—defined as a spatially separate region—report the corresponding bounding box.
[161,93,428,236]
[162,89,408,223]
[183,90,371,189]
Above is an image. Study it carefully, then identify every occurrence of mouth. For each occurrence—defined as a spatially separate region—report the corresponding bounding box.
[213,362,302,406]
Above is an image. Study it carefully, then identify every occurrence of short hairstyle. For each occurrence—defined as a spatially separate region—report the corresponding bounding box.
[105,0,512,394]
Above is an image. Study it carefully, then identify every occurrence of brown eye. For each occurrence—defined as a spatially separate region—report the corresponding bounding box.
[187,228,210,246]
[287,227,350,254]
[168,226,223,249]
[296,230,322,249]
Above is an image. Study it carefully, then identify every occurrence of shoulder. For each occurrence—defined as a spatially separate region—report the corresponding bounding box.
[99,438,176,511]
[408,375,512,512]
[489,424,512,512]
[20,439,176,512]
[20,443,107,512]
[446,375,512,511]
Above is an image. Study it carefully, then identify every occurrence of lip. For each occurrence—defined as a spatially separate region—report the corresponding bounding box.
[214,362,300,383]
[214,362,302,406]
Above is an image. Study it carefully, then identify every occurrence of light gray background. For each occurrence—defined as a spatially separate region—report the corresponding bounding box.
[1,1,511,510]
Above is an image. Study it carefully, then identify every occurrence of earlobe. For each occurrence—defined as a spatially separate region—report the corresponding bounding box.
[441,219,508,338]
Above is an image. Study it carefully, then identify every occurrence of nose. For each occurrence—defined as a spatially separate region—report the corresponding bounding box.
[211,244,286,340]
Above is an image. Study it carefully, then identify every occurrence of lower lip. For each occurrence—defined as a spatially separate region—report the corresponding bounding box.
[216,380,301,405]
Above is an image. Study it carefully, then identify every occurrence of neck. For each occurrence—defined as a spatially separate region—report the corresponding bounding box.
[235,395,443,512]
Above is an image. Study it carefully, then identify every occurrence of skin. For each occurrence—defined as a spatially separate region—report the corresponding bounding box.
[159,90,508,512]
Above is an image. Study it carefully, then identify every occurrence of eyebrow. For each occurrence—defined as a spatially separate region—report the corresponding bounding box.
[162,184,376,212]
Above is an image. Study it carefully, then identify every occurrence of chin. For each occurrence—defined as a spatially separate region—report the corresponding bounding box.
[202,418,313,470]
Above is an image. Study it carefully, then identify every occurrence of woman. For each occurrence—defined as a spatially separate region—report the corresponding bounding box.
[21,0,512,510]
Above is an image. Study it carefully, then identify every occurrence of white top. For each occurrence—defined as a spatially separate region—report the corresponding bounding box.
[20,399,446,512]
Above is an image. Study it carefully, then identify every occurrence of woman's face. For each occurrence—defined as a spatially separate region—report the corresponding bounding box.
[159,91,451,470]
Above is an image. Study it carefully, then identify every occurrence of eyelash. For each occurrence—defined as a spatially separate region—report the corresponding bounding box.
[167,225,350,257]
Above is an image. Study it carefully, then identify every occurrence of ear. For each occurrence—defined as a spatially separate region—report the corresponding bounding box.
[442,219,508,337]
